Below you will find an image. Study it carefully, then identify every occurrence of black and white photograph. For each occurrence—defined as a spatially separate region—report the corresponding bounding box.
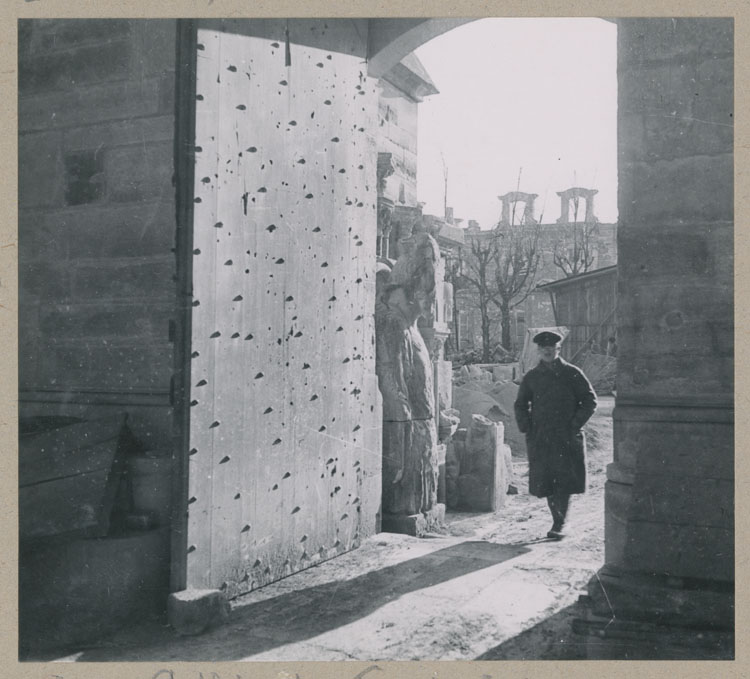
[14,12,734,669]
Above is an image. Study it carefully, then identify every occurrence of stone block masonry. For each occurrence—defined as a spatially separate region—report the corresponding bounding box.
[578,19,734,658]
[18,20,178,447]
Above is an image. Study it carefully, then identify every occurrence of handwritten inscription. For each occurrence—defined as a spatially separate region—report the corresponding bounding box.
[151,672,269,679]
[48,666,399,679]
[147,671,303,679]
[142,668,383,679]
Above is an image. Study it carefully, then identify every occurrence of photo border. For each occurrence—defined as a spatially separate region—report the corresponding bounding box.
[2,2,745,677]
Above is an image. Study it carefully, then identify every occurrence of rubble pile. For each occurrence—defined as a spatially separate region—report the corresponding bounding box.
[449,343,515,367]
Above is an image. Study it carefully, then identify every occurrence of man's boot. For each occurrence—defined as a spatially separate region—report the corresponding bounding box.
[546,492,570,539]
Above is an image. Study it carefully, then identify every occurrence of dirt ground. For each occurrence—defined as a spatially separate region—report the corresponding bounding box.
[473,399,613,659]
[441,398,612,660]
[42,398,613,663]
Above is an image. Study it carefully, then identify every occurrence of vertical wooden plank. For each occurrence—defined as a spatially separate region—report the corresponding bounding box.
[208,35,248,592]
[238,62,265,587]
[256,27,293,583]
[185,27,223,589]
[171,19,198,593]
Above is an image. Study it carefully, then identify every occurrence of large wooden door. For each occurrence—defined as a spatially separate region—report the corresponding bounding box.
[173,20,382,597]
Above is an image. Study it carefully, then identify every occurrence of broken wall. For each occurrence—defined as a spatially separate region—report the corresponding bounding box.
[18,19,178,450]
[180,20,382,596]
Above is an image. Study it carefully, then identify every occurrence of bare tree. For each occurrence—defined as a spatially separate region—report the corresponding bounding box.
[552,195,598,277]
[459,170,543,358]
[459,235,499,362]
[460,215,541,357]
[491,217,541,351]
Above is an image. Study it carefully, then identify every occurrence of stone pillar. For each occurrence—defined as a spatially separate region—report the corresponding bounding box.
[376,153,395,261]
[420,247,454,511]
[419,326,450,424]
[578,19,733,659]
[523,201,535,225]
[377,197,394,260]
[584,193,596,223]
[500,199,510,226]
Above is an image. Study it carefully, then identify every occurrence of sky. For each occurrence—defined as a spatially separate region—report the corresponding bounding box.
[414,18,618,229]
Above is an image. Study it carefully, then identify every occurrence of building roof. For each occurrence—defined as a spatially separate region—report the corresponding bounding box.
[535,265,617,291]
[435,222,465,245]
[382,53,440,101]
[422,214,465,247]
[401,53,438,90]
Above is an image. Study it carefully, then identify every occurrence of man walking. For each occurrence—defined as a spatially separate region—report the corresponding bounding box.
[514,331,597,539]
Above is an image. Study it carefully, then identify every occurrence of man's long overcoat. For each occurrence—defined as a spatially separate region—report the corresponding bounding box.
[513,357,597,497]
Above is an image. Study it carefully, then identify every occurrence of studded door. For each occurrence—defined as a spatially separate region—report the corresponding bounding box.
[184,20,382,596]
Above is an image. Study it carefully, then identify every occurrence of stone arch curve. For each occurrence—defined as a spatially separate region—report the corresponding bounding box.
[367,19,478,78]
[367,19,613,79]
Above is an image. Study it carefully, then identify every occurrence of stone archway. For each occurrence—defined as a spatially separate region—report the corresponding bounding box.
[366,18,734,657]
[367,19,477,77]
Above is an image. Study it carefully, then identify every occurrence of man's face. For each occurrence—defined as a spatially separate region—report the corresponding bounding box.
[538,343,561,363]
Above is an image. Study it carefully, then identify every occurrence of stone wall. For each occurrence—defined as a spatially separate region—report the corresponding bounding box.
[609,18,733,582]
[18,20,178,450]
[376,78,419,207]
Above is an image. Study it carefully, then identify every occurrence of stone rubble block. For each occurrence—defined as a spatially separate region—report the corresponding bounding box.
[381,503,445,537]
[492,364,517,382]
[453,380,525,455]
[454,414,512,512]
[167,588,230,636]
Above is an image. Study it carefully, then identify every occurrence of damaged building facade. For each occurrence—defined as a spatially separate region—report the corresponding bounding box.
[18,18,733,659]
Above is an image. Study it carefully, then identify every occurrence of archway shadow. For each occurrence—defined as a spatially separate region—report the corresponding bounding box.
[476,599,736,661]
[76,540,530,661]
[475,602,586,661]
